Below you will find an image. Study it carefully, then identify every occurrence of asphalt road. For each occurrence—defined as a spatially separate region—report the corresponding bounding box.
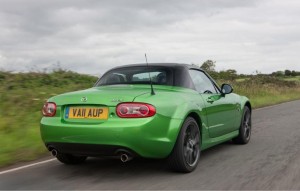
[1,100,300,190]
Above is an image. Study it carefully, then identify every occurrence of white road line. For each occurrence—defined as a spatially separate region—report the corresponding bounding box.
[0,158,56,175]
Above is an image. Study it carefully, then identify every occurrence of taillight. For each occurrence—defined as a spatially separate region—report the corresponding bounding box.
[42,102,56,117]
[116,103,156,118]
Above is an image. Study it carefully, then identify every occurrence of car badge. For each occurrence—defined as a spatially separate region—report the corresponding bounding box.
[111,98,123,102]
[81,96,88,102]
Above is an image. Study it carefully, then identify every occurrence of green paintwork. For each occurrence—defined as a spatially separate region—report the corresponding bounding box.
[40,84,250,158]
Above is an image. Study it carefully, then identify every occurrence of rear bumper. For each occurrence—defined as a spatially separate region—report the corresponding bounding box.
[40,114,183,158]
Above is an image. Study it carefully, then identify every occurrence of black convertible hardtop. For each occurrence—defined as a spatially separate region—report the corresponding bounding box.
[95,63,212,90]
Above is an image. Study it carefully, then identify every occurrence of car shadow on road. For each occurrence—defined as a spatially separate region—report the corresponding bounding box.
[50,141,236,180]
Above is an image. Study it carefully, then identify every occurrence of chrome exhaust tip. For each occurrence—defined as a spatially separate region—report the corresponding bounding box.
[51,149,58,157]
[120,153,132,162]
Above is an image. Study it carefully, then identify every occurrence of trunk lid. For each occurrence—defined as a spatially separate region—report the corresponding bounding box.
[49,85,151,124]
[50,85,150,106]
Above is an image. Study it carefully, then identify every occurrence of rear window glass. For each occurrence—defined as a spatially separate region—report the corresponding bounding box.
[95,66,173,86]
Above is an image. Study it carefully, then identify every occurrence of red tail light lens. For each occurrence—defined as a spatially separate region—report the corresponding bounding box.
[42,102,56,117]
[116,103,156,118]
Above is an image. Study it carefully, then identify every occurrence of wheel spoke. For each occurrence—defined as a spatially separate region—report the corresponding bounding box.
[193,133,199,144]
[186,152,190,164]
[188,151,193,164]
[244,128,249,138]
[184,144,188,156]
[245,113,249,123]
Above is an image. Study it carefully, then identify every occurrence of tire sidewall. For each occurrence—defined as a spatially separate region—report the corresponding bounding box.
[176,117,201,172]
[240,107,251,143]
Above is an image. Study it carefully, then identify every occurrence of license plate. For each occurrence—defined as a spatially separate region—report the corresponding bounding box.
[65,107,108,119]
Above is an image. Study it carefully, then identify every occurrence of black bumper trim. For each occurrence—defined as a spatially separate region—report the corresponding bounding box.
[45,142,138,157]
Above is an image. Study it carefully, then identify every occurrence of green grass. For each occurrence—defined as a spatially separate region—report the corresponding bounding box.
[0,71,300,168]
[235,83,300,108]
[282,76,300,82]
[222,76,300,108]
[0,70,97,167]
[235,78,249,82]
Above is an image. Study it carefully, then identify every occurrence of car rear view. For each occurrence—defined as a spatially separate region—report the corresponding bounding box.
[40,63,251,173]
[40,65,183,164]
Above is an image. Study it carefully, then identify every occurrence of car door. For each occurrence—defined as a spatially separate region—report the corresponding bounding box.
[188,69,238,138]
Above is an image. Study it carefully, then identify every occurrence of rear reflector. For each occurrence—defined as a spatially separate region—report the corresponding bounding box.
[116,102,156,118]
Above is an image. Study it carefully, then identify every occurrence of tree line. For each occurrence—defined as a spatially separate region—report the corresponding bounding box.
[271,70,300,77]
[198,60,300,80]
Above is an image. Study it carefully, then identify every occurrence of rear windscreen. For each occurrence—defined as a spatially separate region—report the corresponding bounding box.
[95,66,173,86]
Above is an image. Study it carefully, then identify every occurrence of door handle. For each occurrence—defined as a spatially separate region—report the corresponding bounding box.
[207,97,214,103]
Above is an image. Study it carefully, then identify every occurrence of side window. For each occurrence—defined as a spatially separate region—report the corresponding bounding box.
[188,70,218,94]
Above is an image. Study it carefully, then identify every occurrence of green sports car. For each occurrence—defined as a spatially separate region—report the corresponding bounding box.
[40,63,252,172]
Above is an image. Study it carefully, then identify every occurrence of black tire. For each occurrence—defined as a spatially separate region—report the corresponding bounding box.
[56,153,87,165]
[233,106,251,144]
[168,117,201,173]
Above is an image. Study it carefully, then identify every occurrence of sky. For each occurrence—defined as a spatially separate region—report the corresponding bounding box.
[0,0,300,75]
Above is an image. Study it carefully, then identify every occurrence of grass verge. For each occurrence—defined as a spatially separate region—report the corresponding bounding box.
[0,70,97,167]
[233,76,300,108]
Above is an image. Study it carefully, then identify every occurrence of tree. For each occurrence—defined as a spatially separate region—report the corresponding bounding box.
[271,71,284,77]
[284,70,292,76]
[200,60,216,72]
[219,69,237,80]
[226,69,237,75]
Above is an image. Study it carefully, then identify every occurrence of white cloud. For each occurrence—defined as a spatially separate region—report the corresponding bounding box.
[0,0,300,75]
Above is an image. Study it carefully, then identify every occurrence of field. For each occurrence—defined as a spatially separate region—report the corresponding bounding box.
[222,75,300,108]
[0,70,97,167]
[0,70,300,167]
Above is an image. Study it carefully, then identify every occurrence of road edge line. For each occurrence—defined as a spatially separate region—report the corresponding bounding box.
[0,158,56,175]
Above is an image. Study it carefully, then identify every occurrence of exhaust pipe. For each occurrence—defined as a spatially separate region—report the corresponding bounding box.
[51,149,58,157]
[120,153,132,162]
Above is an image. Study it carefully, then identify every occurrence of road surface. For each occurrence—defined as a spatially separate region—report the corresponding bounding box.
[1,100,300,190]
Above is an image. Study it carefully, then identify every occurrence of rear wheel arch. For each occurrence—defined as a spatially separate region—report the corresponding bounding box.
[171,111,203,150]
[186,112,202,140]
[245,101,252,113]
[167,111,202,158]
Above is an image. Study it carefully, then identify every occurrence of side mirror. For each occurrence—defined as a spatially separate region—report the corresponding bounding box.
[221,84,233,95]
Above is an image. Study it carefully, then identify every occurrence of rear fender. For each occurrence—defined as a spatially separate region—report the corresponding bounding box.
[171,101,209,146]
